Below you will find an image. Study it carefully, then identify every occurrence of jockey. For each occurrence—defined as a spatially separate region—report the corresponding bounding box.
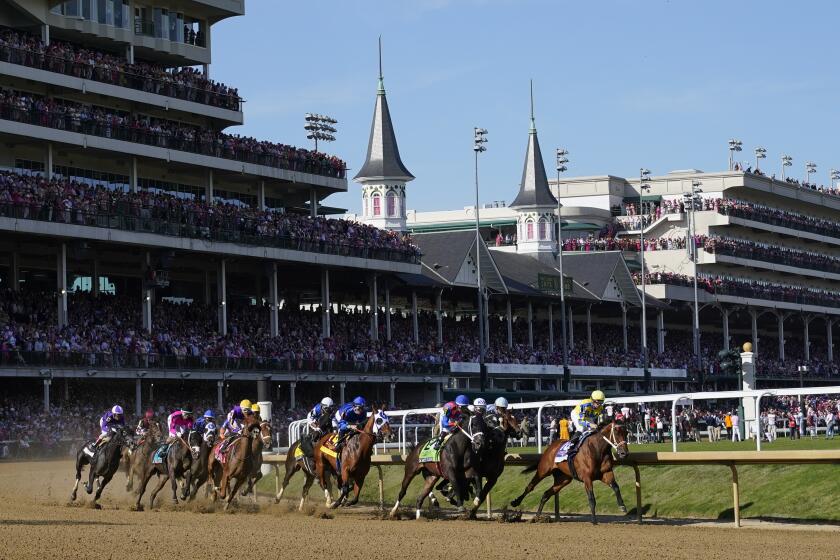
[302,397,335,458]
[250,403,262,421]
[432,395,469,449]
[472,398,487,417]
[96,405,125,447]
[193,410,216,437]
[240,399,255,422]
[135,408,157,438]
[220,405,246,439]
[166,408,194,440]
[333,396,367,451]
[569,390,605,446]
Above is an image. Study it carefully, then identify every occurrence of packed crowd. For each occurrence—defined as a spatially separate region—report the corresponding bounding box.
[716,198,840,240]
[0,171,419,261]
[0,28,240,110]
[703,236,840,274]
[0,88,345,179]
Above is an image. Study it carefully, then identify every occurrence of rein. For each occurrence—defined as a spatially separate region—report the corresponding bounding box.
[601,423,624,454]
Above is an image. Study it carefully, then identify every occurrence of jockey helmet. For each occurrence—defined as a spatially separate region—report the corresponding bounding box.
[352,396,367,407]
[494,397,509,409]
[181,409,193,417]
[240,399,252,410]
[144,409,154,419]
[203,410,215,418]
[232,405,243,417]
[251,403,261,414]
[455,395,470,406]
[321,397,335,407]
[591,390,606,402]
[473,398,487,408]
[111,405,123,416]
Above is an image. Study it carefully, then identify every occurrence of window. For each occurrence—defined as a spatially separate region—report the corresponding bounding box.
[538,220,547,240]
[386,193,396,217]
[527,221,534,240]
[373,195,381,217]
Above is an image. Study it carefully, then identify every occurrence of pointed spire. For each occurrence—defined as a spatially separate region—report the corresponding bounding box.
[510,81,557,209]
[354,38,414,183]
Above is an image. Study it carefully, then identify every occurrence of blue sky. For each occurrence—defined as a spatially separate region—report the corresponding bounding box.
[212,0,840,213]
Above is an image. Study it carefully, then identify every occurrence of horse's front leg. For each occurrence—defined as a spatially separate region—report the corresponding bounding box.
[583,477,597,524]
[602,470,626,513]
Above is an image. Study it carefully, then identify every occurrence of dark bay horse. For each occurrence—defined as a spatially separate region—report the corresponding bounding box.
[275,438,336,510]
[209,422,260,510]
[390,414,486,519]
[133,435,193,510]
[187,428,216,500]
[465,410,520,518]
[240,419,272,502]
[510,420,629,524]
[125,423,162,492]
[71,426,131,508]
[314,407,391,508]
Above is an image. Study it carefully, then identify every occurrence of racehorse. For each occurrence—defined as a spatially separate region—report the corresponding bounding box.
[390,413,486,519]
[314,406,391,508]
[274,439,336,510]
[133,434,193,510]
[125,423,162,492]
[208,422,261,510]
[187,428,216,500]
[509,420,630,524]
[71,426,132,508]
[240,419,272,502]
[464,410,520,518]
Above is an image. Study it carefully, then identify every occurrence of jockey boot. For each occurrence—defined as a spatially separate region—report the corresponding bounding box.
[334,433,346,454]
[568,431,581,449]
[431,433,445,450]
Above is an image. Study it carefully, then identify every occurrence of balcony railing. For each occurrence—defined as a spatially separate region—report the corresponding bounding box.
[0,42,240,111]
[0,201,421,264]
[0,100,346,180]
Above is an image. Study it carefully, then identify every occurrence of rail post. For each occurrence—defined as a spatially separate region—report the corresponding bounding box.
[376,465,385,511]
[755,391,774,451]
[632,464,642,524]
[486,491,492,517]
[274,464,281,497]
[554,493,559,521]
[671,395,690,452]
[729,463,740,528]
[536,403,548,453]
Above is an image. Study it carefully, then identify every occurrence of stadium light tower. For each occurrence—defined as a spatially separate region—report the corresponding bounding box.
[639,168,652,393]
[474,127,488,389]
[831,168,840,189]
[781,154,793,180]
[728,139,742,170]
[754,147,766,171]
[304,113,338,152]
[683,180,703,375]
[556,148,570,392]
[805,161,817,184]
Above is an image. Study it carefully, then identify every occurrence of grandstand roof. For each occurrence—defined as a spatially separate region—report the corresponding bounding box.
[490,250,599,301]
[563,252,642,307]
[413,231,507,293]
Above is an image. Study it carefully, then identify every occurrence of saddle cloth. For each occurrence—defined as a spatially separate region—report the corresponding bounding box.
[319,433,339,459]
[293,446,305,460]
[152,443,170,464]
[418,434,451,463]
[214,436,239,464]
[554,431,593,463]
[82,442,96,457]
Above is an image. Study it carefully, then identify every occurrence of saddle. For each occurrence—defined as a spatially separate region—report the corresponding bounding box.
[419,435,450,463]
[152,443,171,464]
[554,431,594,481]
[319,433,340,459]
[214,435,240,464]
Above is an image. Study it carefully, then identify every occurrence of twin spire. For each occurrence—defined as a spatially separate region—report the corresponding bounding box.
[510,80,557,209]
[354,37,414,183]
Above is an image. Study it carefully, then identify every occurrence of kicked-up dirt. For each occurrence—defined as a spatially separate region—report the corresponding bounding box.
[0,460,837,560]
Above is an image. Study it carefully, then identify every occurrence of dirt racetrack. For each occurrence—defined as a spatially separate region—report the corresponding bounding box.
[0,460,837,560]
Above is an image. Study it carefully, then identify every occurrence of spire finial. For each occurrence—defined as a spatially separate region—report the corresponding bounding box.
[529,79,536,132]
[378,36,385,93]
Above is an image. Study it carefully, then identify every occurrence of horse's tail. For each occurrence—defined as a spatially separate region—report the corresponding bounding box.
[520,461,539,474]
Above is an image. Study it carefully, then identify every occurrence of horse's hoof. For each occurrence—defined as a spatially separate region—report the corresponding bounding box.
[620,506,628,514]
[134,504,144,512]
[85,486,93,495]
[510,499,520,508]
[456,506,466,513]
[93,503,102,510]
[70,493,76,501]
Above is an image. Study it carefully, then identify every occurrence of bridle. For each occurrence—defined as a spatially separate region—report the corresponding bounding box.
[601,422,628,456]
[259,421,271,446]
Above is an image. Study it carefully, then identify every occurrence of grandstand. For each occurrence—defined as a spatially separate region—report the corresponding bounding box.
[1,0,837,427]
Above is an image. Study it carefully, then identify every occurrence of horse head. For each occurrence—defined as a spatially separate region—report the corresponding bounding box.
[499,409,520,438]
[602,420,630,460]
[187,430,203,458]
[258,421,272,447]
[371,407,392,442]
[465,414,487,454]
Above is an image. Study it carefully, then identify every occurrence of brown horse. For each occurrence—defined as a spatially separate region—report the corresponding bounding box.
[208,422,260,510]
[390,413,486,519]
[274,439,336,510]
[240,419,272,502]
[314,406,391,508]
[133,434,193,510]
[125,423,161,492]
[510,420,629,524]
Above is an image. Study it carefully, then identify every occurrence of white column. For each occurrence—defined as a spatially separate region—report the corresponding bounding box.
[506,299,513,349]
[750,308,759,358]
[258,180,266,211]
[218,259,227,336]
[41,23,49,46]
[10,252,19,291]
[130,156,138,192]
[310,189,318,218]
[217,381,224,412]
[142,252,152,333]
[777,312,785,361]
[548,304,554,353]
[389,383,396,409]
[125,43,134,64]
[321,268,331,339]
[828,319,834,362]
[269,263,279,337]
[740,350,757,434]
[203,63,210,78]
[43,379,50,414]
[436,289,443,345]
[721,306,730,349]
[206,169,214,204]
[586,304,593,351]
[369,274,379,341]
[289,382,297,409]
[621,303,628,352]
[45,143,53,179]
[385,286,392,341]
[339,382,346,404]
[568,306,574,349]
[411,290,419,343]
[803,315,811,362]
[435,383,442,405]
[527,300,534,349]
[56,244,67,328]
[657,310,665,353]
